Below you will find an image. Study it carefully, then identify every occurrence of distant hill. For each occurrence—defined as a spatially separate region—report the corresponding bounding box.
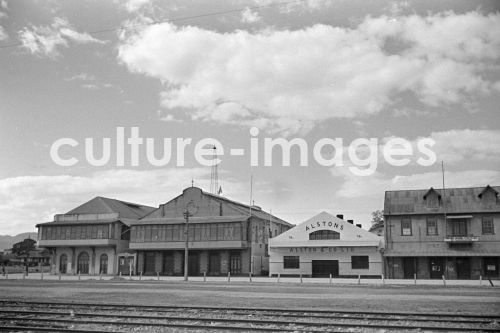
[0,232,38,251]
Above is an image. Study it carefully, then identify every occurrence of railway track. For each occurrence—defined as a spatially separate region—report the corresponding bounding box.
[1,300,499,332]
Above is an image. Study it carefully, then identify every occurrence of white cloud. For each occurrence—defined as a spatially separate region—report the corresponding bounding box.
[426,129,500,164]
[124,0,152,13]
[331,168,500,198]
[241,7,261,23]
[0,168,212,234]
[118,11,500,133]
[19,17,106,58]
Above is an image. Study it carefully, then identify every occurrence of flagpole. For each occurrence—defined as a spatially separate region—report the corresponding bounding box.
[442,161,447,237]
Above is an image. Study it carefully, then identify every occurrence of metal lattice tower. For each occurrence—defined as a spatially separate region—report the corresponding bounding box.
[210,146,219,194]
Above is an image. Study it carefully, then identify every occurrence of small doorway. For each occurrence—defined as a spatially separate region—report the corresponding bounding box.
[163,253,174,275]
[483,257,498,277]
[59,254,67,274]
[99,254,108,275]
[77,252,89,274]
[230,253,241,275]
[188,253,199,276]
[209,253,221,275]
[312,260,339,277]
[144,252,156,275]
[456,257,470,279]
[429,257,444,279]
[403,257,416,279]
[119,256,134,275]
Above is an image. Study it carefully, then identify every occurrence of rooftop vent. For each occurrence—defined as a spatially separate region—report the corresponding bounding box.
[356,224,362,228]
[347,219,354,224]
[336,214,344,220]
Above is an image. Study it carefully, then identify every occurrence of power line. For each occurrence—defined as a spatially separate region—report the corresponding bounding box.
[0,0,309,50]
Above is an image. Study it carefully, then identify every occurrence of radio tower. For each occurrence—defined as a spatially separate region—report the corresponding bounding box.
[210,145,219,195]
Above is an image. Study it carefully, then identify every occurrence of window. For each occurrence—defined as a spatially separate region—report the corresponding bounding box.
[283,256,300,269]
[426,218,438,235]
[482,217,494,235]
[351,256,369,269]
[91,225,98,239]
[401,218,412,236]
[309,230,340,240]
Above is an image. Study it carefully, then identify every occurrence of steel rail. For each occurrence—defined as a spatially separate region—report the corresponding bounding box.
[0,312,498,332]
[1,300,498,320]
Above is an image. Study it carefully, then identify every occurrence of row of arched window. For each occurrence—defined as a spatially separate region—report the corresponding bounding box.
[59,253,108,274]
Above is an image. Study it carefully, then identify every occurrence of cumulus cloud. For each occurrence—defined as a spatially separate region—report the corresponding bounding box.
[331,168,500,198]
[19,17,106,58]
[0,168,212,234]
[118,11,500,133]
[124,0,152,13]
[241,7,262,23]
[426,129,500,164]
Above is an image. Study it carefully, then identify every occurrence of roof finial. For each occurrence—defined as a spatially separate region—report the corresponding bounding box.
[191,179,194,187]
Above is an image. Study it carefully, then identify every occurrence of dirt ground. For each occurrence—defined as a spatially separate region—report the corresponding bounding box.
[0,279,499,315]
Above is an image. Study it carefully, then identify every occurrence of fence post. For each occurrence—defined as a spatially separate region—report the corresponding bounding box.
[480,275,482,286]
[381,274,385,285]
[300,273,303,284]
[78,272,81,281]
[22,272,25,280]
[249,272,252,283]
[157,272,160,281]
[329,274,332,285]
[41,270,44,280]
[228,272,231,283]
[140,271,142,280]
[58,272,61,281]
[99,273,102,281]
[277,273,280,283]
[442,275,446,287]
[5,273,7,280]
[203,271,206,283]
[357,274,361,285]
[119,271,122,278]
[414,273,417,285]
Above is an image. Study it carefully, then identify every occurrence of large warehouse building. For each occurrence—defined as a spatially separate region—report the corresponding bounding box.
[129,186,292,276]
[36,197,155,275]
[269,212,383,277]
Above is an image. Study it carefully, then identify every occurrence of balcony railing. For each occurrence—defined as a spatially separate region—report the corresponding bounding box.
[444,235,478,243]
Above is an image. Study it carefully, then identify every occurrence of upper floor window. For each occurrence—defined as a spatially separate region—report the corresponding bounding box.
[482,217,494,235]
[309,229,340,240]
[426,218,438,235]
[401,218,412,236]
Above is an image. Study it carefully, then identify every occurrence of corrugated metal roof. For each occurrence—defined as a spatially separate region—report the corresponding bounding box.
[134,215,250,225]
[67,196,155,219]
[36,219,119,227]
[384,185,500,215]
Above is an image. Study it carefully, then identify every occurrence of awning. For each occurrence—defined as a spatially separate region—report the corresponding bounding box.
[384,250,500,257]
[447,215,473,219]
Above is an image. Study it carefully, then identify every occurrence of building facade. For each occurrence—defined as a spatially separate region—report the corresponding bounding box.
[129,186,292,276]
[384,185,500,280]
[36,197,155,275]
[269,212,383,277]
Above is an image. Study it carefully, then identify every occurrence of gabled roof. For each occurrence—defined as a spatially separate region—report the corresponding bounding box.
[478,185,499,198]
[384,185,500,215]
[423,187,441,200]
[67,196,155,219]
[138,187,292,227]
[270,211,382,248]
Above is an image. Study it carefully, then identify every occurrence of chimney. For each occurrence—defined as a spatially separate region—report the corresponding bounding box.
[356,224,362,228]
[336,214,344,220]
[347,219,354,224]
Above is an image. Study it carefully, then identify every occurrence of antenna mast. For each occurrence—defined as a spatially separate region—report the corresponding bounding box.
[210,146,219,194]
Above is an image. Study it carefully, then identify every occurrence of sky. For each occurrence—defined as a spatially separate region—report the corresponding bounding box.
[0,0,499,235]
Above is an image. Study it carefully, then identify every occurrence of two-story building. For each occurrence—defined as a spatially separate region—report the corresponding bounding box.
[384,185,500,279]
[36,197,155,275]
[129,186,293,276]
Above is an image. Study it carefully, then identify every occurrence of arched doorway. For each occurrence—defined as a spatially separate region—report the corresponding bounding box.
[59,254,67,274]
[77,252,89,274]
[99,254,108,275]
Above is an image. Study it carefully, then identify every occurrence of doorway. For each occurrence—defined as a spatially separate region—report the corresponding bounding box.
[456,257,470,279]
[403,257,416,279]
[312,260,339,277]
[230,253,241,275]
[429,257,444,279]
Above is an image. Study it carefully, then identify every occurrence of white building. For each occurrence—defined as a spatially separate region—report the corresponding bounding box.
[269,212,384,277]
